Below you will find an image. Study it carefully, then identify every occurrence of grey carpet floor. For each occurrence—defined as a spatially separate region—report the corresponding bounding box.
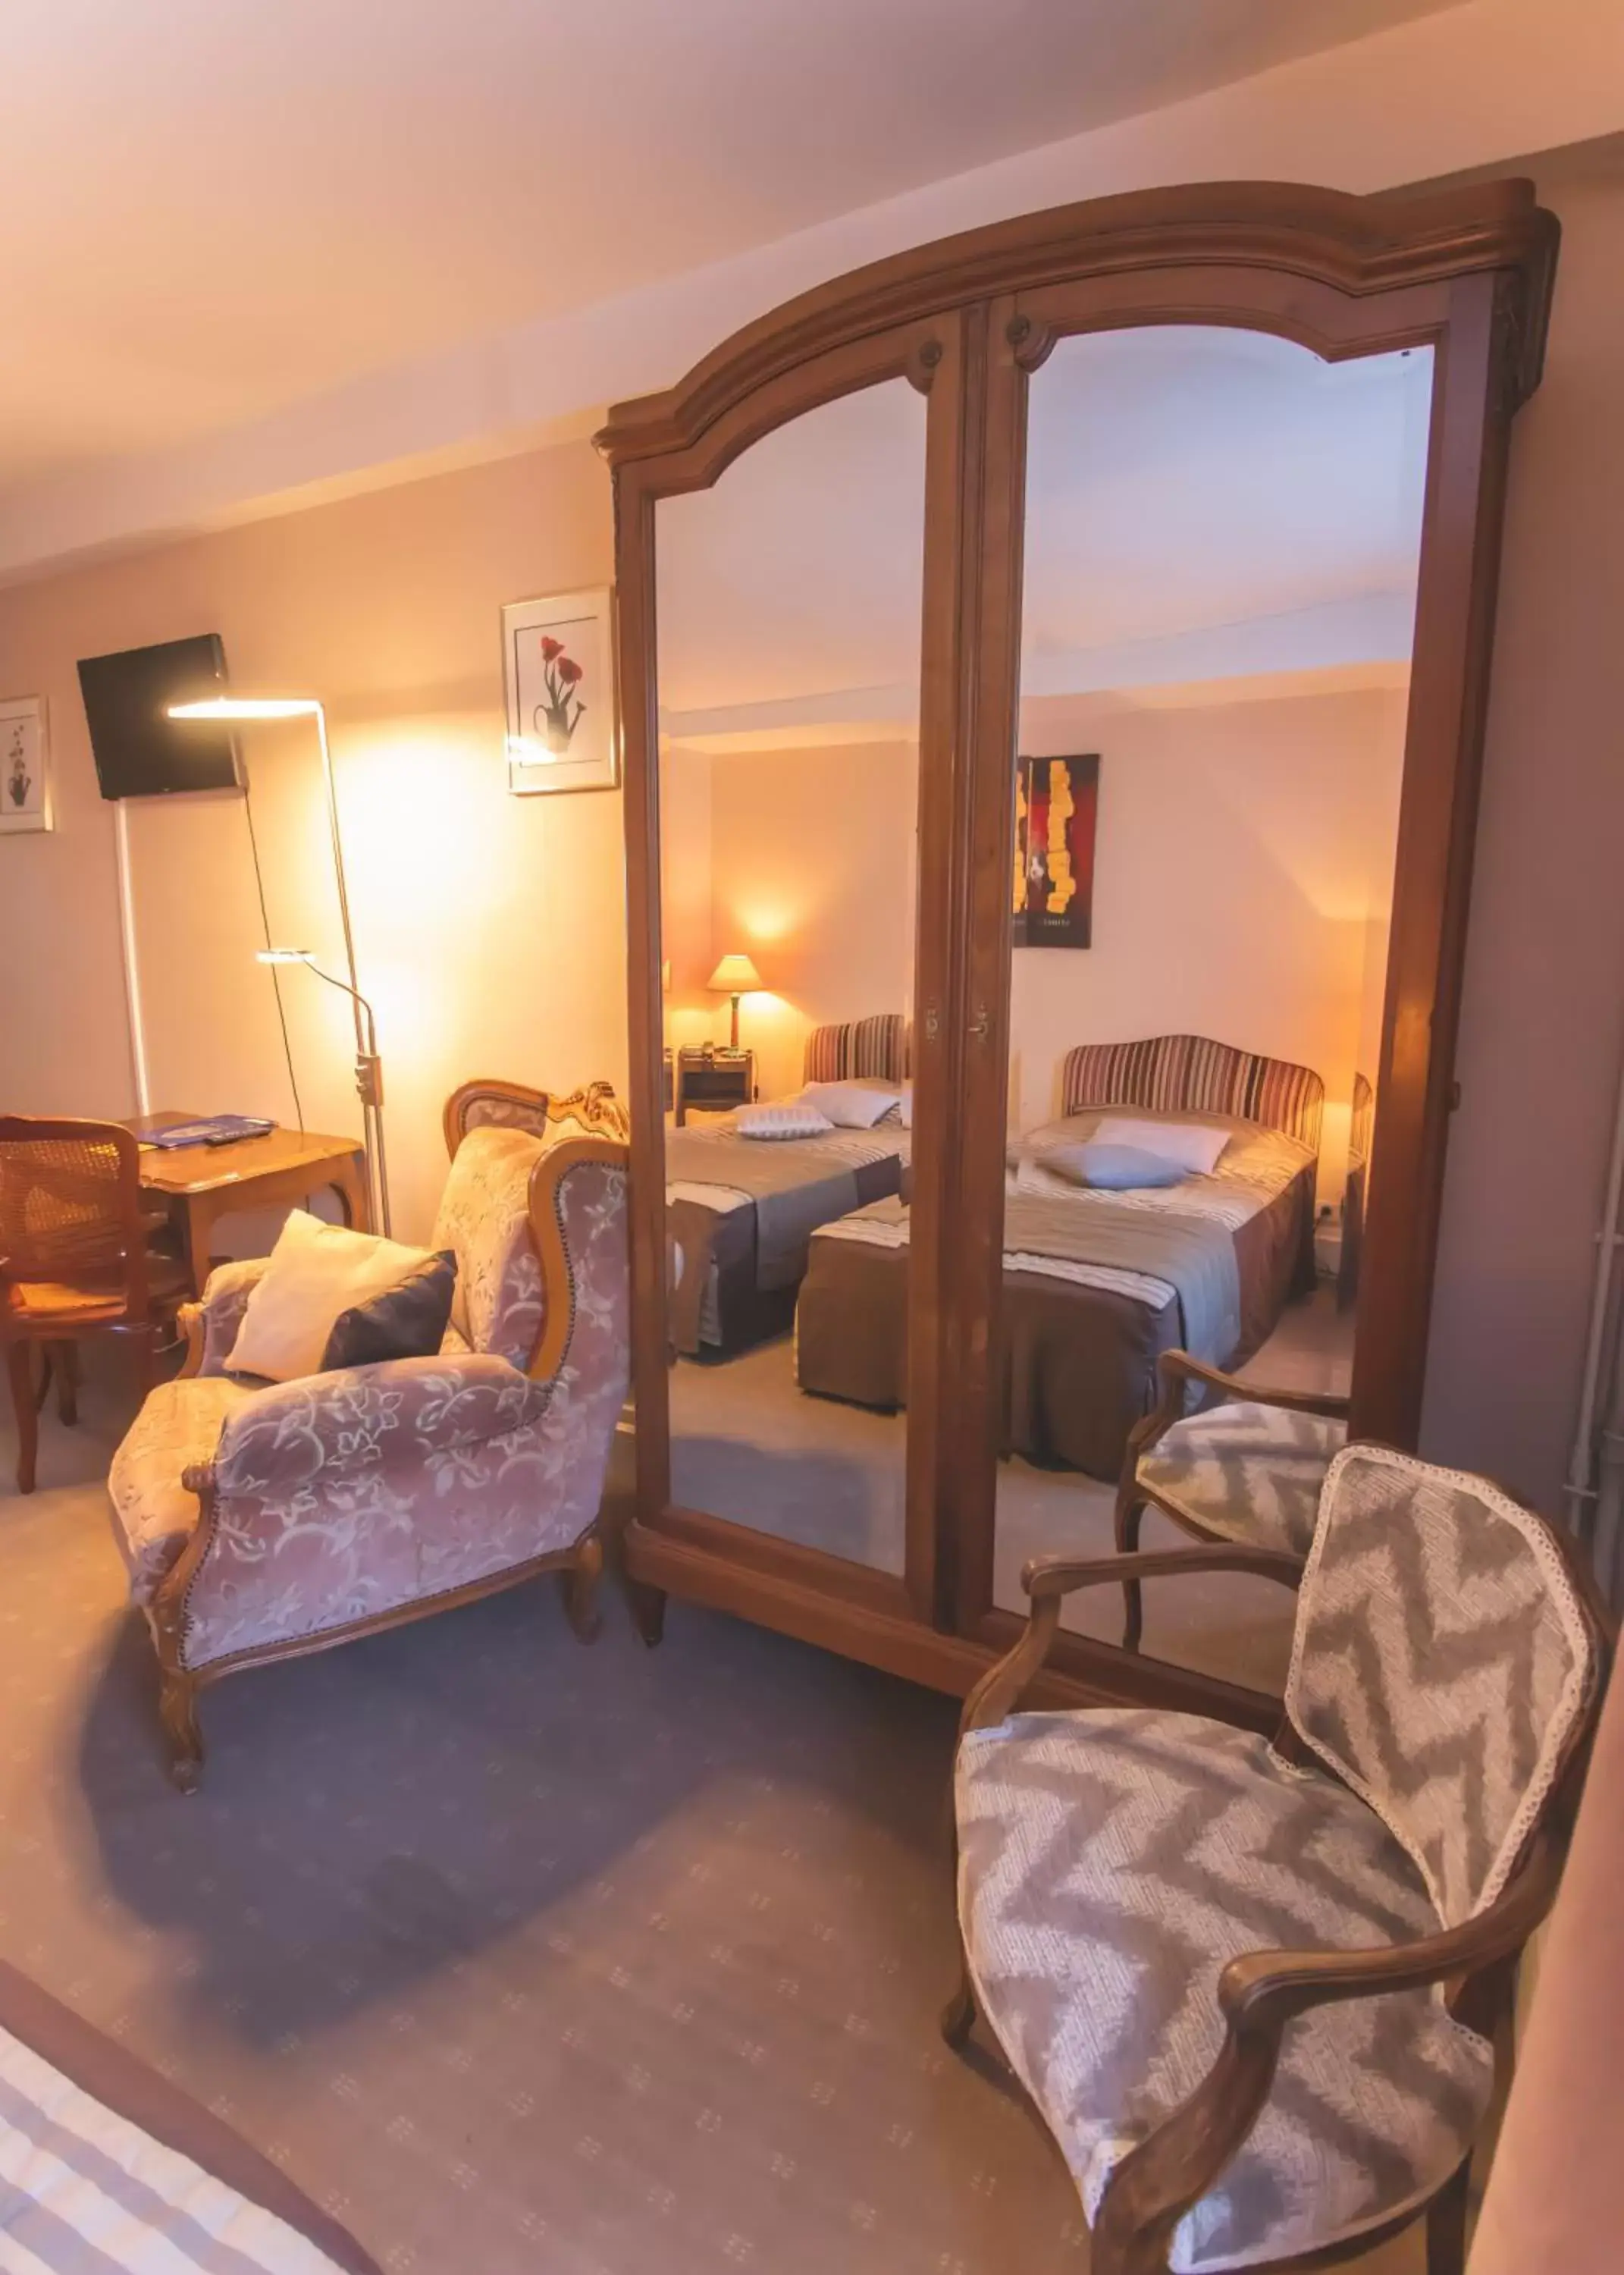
[0,1353,1416,2275]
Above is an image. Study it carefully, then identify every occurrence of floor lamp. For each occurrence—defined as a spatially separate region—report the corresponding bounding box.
[167,695,392,1236]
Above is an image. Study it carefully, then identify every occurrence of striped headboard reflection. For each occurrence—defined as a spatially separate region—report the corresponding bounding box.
[1061,1034,1325,1153]
[804,1013,910,1084]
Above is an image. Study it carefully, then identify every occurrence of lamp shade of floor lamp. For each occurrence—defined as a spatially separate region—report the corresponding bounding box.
[707,952,763,1050]
[168,695,392,1235]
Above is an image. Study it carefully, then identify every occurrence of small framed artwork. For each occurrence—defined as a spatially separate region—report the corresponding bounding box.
[0,697,51,835]
[1013,752,1099,948]
[503,587,619,795]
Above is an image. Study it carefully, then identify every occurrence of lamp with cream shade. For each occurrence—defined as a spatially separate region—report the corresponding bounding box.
[707,952,763,1050]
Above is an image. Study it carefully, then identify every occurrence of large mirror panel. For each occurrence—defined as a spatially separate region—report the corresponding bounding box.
[992,323,1430,1685]
[655,379,926,1573]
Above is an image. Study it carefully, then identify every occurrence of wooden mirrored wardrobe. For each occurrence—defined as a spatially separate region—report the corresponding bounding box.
[598,179,1557,1712]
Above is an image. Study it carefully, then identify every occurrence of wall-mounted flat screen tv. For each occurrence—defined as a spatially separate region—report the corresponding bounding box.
[78,633,243,799]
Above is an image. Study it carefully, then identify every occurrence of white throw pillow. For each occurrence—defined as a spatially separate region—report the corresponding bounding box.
[799,1079,901,1130]
[734,1101,836,1141]
[1091,1115,1231,1175]
[226,1209,440,1382]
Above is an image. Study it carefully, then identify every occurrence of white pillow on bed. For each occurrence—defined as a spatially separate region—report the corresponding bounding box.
[1091,1115,1231,1175]
[799,1079,901,1130]
[735,1100,835,1140]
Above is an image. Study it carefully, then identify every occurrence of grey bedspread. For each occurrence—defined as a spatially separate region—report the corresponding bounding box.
[1002,1191,1241,1364]
[842,1188,1241,1367]
[665,1123,906,1353]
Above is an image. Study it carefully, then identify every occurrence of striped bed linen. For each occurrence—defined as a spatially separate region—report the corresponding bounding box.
[0,2026,348,2273]
[1061,1032,1325,1154]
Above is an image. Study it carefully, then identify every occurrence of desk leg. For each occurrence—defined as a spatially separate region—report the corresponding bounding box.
[330,1153,372,1235]
[179,1196,213,1300]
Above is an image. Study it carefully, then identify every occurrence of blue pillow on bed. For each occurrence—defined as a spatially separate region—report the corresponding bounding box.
[1045,1141,1188,1191]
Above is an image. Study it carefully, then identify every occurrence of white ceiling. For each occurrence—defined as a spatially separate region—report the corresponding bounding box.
[1,0,1457,497]
[657,326,1431,737]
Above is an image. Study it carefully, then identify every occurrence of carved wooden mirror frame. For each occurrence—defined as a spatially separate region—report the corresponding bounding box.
[598,178,1557,1709]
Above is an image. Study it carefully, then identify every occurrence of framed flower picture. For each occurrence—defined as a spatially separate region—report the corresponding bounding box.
[502,587,619,795]
[0,697,51,834]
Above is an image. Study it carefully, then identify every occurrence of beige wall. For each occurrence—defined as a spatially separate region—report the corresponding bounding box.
[694,739,920,1102]
[0,439,619,1244]
[1012,683,1406,1202]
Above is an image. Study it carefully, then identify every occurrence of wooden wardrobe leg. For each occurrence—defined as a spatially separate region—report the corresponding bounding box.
[560,1529,604,1644]
[625,1577,666,1649]
[1426,2157,1471,2275]
[157,1668,205,1796]
[7,1341,39,1495]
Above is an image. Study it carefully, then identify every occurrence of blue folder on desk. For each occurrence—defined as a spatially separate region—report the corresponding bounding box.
[144,1116,275,1152]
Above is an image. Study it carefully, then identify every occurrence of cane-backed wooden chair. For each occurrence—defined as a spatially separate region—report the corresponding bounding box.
[1,1116,189,1492]
[947,1445,1610,2275]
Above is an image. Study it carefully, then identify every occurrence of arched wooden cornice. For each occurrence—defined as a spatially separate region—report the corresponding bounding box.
[594,177,1558,469]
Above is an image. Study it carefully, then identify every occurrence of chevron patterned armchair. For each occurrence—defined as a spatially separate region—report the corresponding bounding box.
[946,1445,1610,2275]
[1114,1348,1350,1652]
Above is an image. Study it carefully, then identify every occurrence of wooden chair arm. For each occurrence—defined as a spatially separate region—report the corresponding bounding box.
[1090,1840,1560,2275]
[1155,1348,1351,1420]
[1023,1546,1305,1602]
[176,1302,206,1379]
[1221,1832,1561,2030]
[961,1547,1303,1737]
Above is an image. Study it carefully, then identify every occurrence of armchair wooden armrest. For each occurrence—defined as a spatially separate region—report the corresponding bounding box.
[1153,1348,1350,1422]
[176,1302,205,1379]
[962,1545,1303,1737]
[1089,1836,1562,2275]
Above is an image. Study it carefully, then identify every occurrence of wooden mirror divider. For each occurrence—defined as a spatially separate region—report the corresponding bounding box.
[597,177,1559,1715]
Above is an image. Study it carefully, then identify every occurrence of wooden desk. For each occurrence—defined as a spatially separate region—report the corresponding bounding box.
[131,1116,370,1294]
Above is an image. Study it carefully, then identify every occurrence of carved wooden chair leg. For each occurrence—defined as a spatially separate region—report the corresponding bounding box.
[6,1340,39,1495]
[1426,2156,1471,2275]
[940,1945,979,2050]
[625,1577,667,1649]
[561,1529,604,1643]
[1115,1492,1147,1652]
[157,1668,205,1795]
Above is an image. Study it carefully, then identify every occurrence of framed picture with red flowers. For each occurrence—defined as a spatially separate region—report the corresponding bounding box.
[502,587,619,795]
[0,695,52,835]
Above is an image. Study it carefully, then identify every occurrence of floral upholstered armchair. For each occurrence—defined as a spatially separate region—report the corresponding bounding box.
[107,1121,629,1790]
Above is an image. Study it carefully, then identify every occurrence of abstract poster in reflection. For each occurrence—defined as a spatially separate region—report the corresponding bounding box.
[1014,753,1099,948]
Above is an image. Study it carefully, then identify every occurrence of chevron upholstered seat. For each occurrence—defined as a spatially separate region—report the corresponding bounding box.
[950,1442,1606,2275]
[1136,1401,1347,1558]
[957,1709,1493,2273]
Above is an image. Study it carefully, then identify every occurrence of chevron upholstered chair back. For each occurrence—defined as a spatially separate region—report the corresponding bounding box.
[1286,1444,1601,1928]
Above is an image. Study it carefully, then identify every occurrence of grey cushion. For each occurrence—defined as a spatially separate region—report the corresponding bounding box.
[321,1250,458,1372]
[957,1706,1493,2273]
[1043,1141,1187,1190]
[1137,1401,1346,1557]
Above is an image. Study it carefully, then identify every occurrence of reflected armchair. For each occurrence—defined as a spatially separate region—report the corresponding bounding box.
[1114,1348,1350,1649]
